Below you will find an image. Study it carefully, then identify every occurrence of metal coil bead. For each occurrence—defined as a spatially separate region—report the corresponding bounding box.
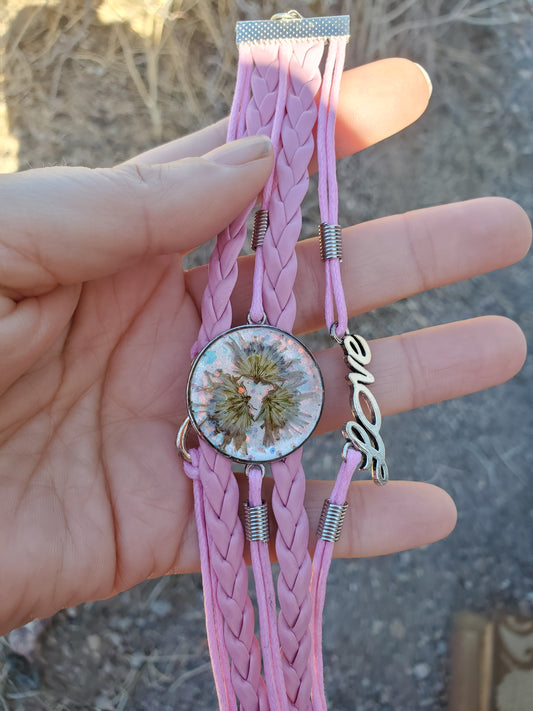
[316,499,348,543]
[251,209,269,250]
[243,501,270,542]
[318,222,343,262]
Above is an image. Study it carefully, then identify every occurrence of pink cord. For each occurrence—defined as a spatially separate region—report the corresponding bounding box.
[198,442,268,710]
[187,25,351,711]
[260,40,325,711]
[230,44,253,143]
[248,467,289,711]
[310,38,353,711]
[271,451,313,711]
[245,42,297,711]
[317,38,348,338]
[191,44,255,358]
[261,39,325,333]
[188,42,269,710]
[243,42,297,709]
[183,45,254,709]
[184,451,237,711]
[188,38,296,710]
[249,43,291,325]
[310,447,361,711]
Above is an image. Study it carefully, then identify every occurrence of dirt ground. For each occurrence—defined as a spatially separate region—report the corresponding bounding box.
[1,1,532,709]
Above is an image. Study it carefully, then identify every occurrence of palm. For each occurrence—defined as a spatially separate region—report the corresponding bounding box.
[0,255,200,628]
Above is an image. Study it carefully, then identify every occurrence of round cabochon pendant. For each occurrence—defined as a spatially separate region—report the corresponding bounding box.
[187,325,324,463]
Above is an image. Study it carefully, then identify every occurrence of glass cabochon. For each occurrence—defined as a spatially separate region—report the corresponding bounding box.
[187,325,324,463]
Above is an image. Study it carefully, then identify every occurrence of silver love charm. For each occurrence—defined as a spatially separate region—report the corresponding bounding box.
[340,331,388,486]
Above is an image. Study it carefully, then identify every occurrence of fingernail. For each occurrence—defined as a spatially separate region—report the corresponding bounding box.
[414,62,433,97]
[206,135,272,166]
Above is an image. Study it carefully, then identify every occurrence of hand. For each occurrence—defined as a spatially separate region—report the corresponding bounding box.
[0,59,529,635]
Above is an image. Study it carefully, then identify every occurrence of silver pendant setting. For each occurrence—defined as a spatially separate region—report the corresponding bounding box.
[187,325,324,464]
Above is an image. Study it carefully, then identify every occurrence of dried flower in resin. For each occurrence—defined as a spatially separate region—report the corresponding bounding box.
[188,326,324,463]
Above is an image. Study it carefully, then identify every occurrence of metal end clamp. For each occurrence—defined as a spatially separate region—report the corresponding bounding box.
[236,13,350,46]
[243,501,270,542]
[316,499,348,543]
[251,209,269,250]
[319,222,342,262]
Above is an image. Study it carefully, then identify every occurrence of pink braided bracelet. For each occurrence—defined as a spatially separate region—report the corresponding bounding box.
[178,12,389,710]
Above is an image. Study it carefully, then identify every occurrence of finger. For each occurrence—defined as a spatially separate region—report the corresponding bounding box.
[0,136,273,296]
[178,478,454,573]
[315,316,526,435]
[0,285,80,395]
[184,198,532,333]
[128,118,229,166]
[128,59,431,168]
[307,480,457,559]
[228,476,455,565]
[331,57,432,163]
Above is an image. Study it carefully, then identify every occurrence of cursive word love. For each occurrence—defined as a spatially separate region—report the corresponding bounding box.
[340,332,388,485]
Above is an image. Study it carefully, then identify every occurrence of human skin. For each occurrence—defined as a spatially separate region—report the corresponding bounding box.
[0,58,530,634]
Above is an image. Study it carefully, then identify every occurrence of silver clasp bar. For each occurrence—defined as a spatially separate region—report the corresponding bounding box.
[236,13,350,45]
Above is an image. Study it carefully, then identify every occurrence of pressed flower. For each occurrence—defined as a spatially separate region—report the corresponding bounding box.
[205,371,253,454]
[188,325,324,462]
[229,333,287,384]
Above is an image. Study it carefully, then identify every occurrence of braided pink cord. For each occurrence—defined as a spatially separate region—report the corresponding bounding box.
[197,443,267,710]
[242,43,298,711]
[249,43,291,324]
[189,42,269,711]
[260,40,325,711]
[261,41,324,331]
[270,450,313,710]
[184,452,237,711]
[189,41,299,711]
[310,447,361,711]
[192,44,255,358]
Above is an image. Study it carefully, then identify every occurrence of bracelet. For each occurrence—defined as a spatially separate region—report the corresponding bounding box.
[178,11,388,710]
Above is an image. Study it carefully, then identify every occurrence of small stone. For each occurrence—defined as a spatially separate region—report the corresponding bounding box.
[372,619,384,635]
[107,632,122,647]
[114,616,132,632]
[7,619,50,660]
[87,634,101,653]
[150,599,172,617]
[95,693,114,710]
[436,641,447,655]
[5,653,40,692]
[413,662,431,680]
[390,619,406,639]
[130,651,146,669]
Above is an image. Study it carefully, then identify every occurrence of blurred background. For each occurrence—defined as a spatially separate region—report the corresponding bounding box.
[0,1,532,709]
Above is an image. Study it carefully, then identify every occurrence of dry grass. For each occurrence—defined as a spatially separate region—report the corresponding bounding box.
[1,0,531,167]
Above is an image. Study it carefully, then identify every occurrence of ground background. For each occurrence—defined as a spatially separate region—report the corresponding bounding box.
[0,1,532,709]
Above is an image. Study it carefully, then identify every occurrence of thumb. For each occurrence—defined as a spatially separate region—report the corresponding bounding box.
[0,135,273,296]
